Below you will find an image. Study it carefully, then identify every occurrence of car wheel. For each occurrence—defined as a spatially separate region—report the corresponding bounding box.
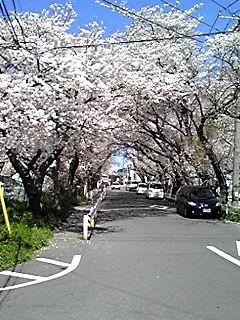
[183,207,189,218]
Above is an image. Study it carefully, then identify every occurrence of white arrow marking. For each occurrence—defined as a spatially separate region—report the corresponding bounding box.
[36,257,70,267]
[236,241,240,256]
[0,255,81,292]
[0,271,43,280]
[207,246,240,268]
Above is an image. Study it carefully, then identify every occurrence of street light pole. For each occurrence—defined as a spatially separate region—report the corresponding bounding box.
[232,101,240,208]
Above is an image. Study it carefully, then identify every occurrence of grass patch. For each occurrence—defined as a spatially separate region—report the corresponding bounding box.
[224,206,240,223]
[0,200,54,271]
[0,223,53,271]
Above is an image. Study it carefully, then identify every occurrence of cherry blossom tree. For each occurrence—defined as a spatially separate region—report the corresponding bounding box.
[1,0,239,216]
[100,2,239,201]
[0,3,126,216]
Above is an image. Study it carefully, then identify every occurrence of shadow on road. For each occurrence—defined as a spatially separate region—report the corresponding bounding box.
[56,190,175,235]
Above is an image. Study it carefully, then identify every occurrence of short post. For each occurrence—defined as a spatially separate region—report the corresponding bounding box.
[90,216,95,228]
[0,184,11,235]
[83,215,89,240]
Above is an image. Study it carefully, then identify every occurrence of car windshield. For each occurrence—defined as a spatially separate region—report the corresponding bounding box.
[191,188,215,199]
[139,183,147,187]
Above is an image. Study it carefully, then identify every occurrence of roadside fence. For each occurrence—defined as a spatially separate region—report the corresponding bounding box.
[0,175,27,202]
[83,188,106,240]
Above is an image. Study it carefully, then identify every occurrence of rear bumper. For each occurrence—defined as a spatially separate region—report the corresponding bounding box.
[188,205,221,217]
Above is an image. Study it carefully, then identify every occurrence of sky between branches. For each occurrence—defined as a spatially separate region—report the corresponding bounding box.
[2,0,239,36]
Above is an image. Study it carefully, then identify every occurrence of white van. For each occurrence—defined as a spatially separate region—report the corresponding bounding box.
[126,181,138,191]
[146,182,164,199]
[137,183,148,194]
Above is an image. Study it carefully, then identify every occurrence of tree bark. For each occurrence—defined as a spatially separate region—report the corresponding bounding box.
[196,124,228,203]
[7,147,63,218]
[7,150,43,217]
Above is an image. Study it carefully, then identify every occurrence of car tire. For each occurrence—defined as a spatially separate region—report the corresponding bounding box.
[183,207,189,218]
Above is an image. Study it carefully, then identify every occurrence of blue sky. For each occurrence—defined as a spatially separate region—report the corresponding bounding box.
[2,0,239,36]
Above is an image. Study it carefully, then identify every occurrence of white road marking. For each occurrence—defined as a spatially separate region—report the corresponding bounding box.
[0,255,81,292]
[207,246,240,268]
[150,205,168,210]
[236,241,240,256]
[101,206,169,212]
[36,257,70,267]
[0,271,43,280]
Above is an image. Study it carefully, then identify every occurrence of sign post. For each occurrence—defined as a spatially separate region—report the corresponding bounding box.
[0,183,11,234]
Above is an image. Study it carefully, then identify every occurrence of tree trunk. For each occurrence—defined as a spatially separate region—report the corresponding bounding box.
[68,152,79,187]
[196,124,228,204]
[205,146,228,203]
[26,188,43,217]
[7,147,64,218]
[7,150,43,218]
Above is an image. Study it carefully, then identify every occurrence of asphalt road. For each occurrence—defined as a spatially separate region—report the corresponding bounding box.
[0,189,240,320]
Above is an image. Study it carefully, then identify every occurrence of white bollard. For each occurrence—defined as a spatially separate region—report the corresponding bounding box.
[90,216,95,228]
[83,215,89,240]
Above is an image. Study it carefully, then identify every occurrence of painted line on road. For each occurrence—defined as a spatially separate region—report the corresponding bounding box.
[207,246,240,268]
[0,255,81,292]
[36,257,70,267]
[150,205,168,210]
[0,271,44,280]
[236,241,240,256]
[101,206,169,212]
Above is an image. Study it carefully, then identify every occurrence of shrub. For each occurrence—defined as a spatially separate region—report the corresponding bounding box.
[0,222,53,271]
[0,203,54,271]
[224,206,240,223]
[76,194,89,204]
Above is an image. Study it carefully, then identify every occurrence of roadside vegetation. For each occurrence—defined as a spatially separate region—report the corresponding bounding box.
[224,207,240,223]
[0,200,59,271]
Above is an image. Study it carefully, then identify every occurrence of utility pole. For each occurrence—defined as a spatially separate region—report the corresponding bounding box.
[232,101,240,208]
[228,17,240,208]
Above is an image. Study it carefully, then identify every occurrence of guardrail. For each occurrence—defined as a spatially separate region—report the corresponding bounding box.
[83,189,106,240]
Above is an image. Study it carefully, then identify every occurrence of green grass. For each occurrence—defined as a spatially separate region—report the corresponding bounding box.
[0,201,54,271]
[224,206,240,223]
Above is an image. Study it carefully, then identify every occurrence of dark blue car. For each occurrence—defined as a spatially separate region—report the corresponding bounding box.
[175,186,221,218]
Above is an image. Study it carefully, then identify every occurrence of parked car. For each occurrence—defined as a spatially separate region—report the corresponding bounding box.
[111,182,121,190]
[175,185,221,218]
[146,182,164,199]
[127,181,139,191]
[137,183,148,194]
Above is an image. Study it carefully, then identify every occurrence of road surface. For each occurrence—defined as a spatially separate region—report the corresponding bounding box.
[0,189,239,320]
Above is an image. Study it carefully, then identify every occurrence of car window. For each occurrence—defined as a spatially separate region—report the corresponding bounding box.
[139,183,147,187]
[176,187,183,196]
[149,183,163,189]
[191,188,215,198]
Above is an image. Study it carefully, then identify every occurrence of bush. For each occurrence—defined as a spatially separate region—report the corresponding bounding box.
[0,222,53,271]
[76,194,89,204]
[0,202,54,271]
[224,207,240,223]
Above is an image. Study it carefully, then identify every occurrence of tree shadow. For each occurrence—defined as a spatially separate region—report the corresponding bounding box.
[57,192,175,235]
